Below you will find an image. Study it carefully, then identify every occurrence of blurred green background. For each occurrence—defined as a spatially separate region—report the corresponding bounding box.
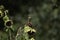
[0,0,60,40]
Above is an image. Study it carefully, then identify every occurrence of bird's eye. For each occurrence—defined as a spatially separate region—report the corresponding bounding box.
[5,20,13,28]
[6,21,12,26]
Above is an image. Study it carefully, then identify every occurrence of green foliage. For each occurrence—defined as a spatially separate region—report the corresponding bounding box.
[0,0,60,40]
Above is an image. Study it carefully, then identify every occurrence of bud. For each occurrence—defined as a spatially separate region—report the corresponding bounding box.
[0,10,3,18]
[0,5,4,10]
[0,5,5,18]
[28,16,31,22]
